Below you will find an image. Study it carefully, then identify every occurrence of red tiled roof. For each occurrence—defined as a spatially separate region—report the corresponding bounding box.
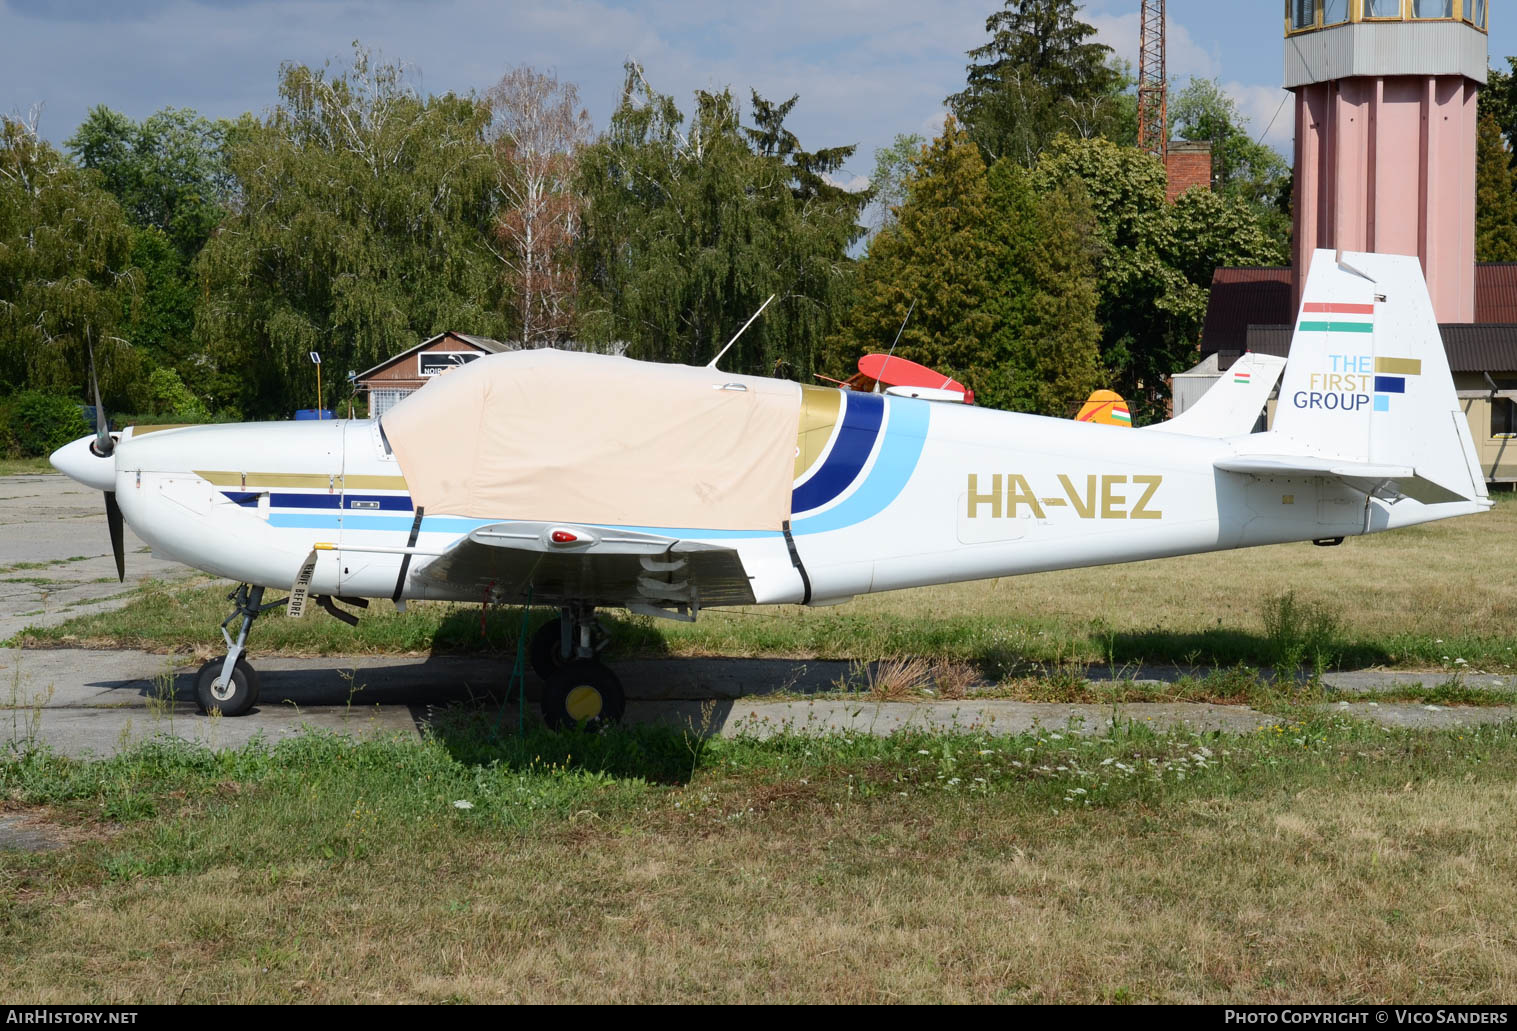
[1476,264,1517,322]
[1200,268,1293,358]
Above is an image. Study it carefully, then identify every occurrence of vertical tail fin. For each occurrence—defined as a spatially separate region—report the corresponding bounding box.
[1260,249,1486,504]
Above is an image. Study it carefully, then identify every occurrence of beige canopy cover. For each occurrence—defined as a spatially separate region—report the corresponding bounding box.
[381,349,801,531]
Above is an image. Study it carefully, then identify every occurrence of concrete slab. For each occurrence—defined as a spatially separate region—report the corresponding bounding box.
[0,474,197,642]
[4,647,1513,758]
[0,813,65,853]
[637,699,1279,739]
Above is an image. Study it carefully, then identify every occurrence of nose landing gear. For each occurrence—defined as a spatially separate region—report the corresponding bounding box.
[195,584,285,717]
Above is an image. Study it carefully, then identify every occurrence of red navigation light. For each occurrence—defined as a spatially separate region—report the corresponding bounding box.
[550,530,578,544]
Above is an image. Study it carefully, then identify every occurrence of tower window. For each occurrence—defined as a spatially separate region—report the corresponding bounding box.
[1412,0,1453,16]
[1363,0,1401,16]
[1470,0,1488,27]
[1291,0,1315,28]
[1323,0,1348,22]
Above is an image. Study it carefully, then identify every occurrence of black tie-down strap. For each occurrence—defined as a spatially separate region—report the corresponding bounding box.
[782,519,812,606]
[392,506,426,603]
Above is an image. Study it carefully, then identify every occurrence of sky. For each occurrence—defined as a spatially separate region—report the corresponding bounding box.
[2,0,1514,192]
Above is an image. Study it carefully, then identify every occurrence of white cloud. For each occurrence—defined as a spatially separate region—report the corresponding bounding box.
[1086,9,1220,79]
[1223,81,1294,156]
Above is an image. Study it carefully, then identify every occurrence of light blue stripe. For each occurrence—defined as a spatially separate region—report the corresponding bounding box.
[791,397,929,536]
[268,511,782,541]
[269,513,490,534]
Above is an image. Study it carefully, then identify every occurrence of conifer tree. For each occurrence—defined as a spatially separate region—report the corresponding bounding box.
[948,0,1123,166]
[1477,110,1517,263]
[824,122,997,388]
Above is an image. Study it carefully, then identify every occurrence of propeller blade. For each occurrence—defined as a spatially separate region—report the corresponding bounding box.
[86,330,113,458]
[104,491,125,583]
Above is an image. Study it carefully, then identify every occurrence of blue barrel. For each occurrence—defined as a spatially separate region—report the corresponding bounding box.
[294,409,334,421]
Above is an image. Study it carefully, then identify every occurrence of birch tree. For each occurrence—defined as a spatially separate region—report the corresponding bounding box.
[486,68,593,346]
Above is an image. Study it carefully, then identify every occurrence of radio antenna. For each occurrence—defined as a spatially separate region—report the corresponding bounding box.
[707,294,776,370]
[875,300,915,393]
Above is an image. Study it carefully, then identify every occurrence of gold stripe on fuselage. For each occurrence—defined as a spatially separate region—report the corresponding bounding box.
[194,470,410,491]
[794,385,842,480]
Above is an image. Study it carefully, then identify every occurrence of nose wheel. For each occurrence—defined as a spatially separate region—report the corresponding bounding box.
[195,656,260,717]
[195,583,284,717]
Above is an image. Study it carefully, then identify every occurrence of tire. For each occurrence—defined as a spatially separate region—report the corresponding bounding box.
[195,657,260,717]
[529,619,569,680]
[541,661,625,731]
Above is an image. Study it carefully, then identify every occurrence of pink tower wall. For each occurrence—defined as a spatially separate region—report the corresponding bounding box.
[1292,75,1477,323]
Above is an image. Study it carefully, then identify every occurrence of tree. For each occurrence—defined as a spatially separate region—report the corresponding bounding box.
[1477,110,1517,262]
[867,133,925,235]
[828,122,1105,416]
[1032,134,1283,421]
[196,44,511,416]
[576,65,866,378]
[1169,77,1291,253]
[66,105,233,261]
[486,67,594,347]
[1479,59,1517,158]
[990,167,1106,414]
[66,106,236,400]
[827,123,998,386]
[948,0,1123,166]
[0,114,140,406]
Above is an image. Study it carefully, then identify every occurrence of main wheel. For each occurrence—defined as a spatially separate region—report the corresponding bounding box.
[541,661,625,731]
[195,657,260,717]
[529,619,570,680]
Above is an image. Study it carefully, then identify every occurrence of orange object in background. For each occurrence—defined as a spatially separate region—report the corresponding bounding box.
[1075,390,1131,427]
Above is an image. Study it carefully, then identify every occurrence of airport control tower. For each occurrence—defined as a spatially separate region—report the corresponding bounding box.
[1287,0,1489,321]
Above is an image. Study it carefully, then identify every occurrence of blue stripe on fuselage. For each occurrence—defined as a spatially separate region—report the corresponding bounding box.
[789,392,883,514]
[223,491,414,511]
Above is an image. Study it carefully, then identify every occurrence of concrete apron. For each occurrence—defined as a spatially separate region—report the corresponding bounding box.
[2,647,1514,758]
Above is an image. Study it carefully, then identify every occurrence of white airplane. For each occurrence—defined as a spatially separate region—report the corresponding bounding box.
[50,249,1491,726]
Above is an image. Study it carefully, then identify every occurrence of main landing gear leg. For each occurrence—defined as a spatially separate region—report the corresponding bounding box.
[196,584,281,717]
[531,604,625,730]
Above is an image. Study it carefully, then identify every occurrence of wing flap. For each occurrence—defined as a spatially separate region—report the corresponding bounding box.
[413,520,756,609]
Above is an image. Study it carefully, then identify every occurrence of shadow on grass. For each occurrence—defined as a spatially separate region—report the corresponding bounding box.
[427,705,708,785]
[1092,628,1395,671]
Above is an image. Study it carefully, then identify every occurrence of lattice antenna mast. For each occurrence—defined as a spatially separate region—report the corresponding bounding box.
[1137,0,1167,161]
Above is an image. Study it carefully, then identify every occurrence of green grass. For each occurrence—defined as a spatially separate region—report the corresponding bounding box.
[0,457,57,476]
[4,714,1517,1002]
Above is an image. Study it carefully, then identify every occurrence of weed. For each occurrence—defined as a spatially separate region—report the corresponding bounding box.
[1262,590,1342,680]
[855,656,933,700]
[929,659,979,700]
[3,658,53,757]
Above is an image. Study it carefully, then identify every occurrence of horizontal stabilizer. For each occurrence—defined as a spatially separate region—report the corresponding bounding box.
[1154,352,1286,438]
[1214,455,1468,505]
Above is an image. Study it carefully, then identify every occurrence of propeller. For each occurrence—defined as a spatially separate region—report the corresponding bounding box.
[86,332,125,582]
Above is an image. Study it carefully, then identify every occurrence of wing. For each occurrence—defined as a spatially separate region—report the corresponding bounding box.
[411,520,756,614]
